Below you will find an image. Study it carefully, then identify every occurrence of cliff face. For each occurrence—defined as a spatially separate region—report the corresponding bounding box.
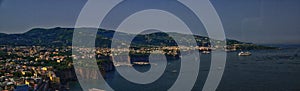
[54,65,112,81]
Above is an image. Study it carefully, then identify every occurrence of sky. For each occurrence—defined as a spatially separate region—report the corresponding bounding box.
[0,0,299,44]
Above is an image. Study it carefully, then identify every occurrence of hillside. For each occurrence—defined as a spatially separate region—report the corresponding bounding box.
[0,27,272,49]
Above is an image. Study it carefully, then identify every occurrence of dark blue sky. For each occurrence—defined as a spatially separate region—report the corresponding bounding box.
[0,0,299,44]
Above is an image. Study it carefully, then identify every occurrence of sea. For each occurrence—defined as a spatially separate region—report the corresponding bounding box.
[70,47,300,91]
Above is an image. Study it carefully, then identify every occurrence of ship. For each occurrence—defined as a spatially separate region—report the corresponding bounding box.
[238,51,251,56]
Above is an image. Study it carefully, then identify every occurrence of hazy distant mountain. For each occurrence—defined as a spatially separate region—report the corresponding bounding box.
[0,27,269,49]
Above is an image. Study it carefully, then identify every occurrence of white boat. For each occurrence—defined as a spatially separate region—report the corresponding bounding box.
[114,63,132,67]
[114,63,121,67]
[202,51,211,54]
[132,62,150,66]
[238,51,251,56]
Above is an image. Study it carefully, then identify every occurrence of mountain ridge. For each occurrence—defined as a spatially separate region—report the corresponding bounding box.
[0,27,272,49]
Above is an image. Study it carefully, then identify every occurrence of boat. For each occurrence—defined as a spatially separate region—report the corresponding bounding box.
[114,63,132,67]
[113,63,121,67]
[202,51,211,54]
[238,51,251,56]
[132,62,150,66]
[171,70,178,73]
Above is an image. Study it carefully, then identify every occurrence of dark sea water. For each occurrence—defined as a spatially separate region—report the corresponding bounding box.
[70,48,300,91]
